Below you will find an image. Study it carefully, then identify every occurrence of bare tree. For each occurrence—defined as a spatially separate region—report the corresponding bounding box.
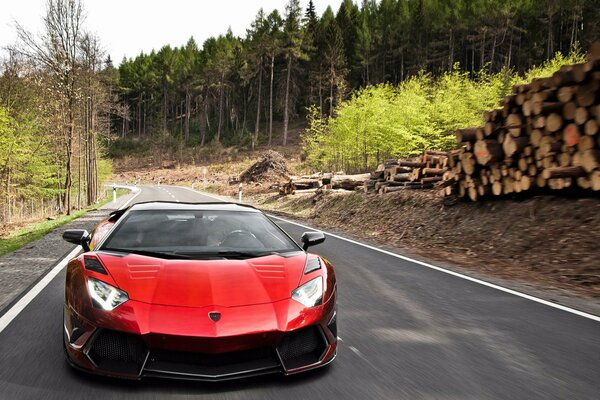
[16,0,84,214]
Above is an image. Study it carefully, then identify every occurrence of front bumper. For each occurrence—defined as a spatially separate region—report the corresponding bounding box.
[64,295,337,381]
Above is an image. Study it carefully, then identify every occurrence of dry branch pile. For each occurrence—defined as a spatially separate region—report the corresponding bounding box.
[364,150,452,194]
[446,44,600,201]
[239,151,290,183]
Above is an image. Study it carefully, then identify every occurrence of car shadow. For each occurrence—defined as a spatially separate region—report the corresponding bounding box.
[65,360,333,395]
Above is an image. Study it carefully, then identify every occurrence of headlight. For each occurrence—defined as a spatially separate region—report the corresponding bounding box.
[291,277,323,307]
[86,277,129,311]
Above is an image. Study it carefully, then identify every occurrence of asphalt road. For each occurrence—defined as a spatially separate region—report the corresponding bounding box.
[0,185,599,399]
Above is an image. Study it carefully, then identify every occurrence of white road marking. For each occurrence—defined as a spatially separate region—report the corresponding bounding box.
[0,246,81,334]
[185,187,600,322]
[0,186,142,333]
[270,214,600,323]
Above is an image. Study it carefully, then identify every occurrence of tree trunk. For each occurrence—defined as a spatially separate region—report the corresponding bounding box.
[163,85,168,132]
[253,57,263,150]
[268,54,274,146]
[184,87,191,142]
[217,73,225,142]
[283,55,292,146]
[329,58,334,118]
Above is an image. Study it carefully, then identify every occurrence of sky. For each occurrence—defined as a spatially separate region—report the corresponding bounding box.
[0,0,343,62]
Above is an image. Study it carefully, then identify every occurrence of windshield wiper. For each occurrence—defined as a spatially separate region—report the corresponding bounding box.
[102,248,191,260]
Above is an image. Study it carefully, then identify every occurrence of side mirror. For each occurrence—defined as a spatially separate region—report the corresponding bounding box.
[62,229,91,252]
[301,231,325,251]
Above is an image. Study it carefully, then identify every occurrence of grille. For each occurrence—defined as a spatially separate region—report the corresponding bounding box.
[88,329,147,374]
[144,347,281,379]
[277,326,328,370]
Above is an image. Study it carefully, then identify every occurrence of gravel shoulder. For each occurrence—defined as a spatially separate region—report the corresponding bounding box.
[0,192,137,314]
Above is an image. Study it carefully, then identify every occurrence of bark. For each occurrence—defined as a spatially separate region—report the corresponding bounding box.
[282,55,292,146]
[184,87,191,142]
[253,57,263,150]
[217,72,225,142]
[268,54,274,146]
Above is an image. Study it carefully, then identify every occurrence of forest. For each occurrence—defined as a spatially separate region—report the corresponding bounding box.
[0,0,599,223]
[115,0,600,149]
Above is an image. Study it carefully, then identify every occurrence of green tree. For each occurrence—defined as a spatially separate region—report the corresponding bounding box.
[281,0,306,146]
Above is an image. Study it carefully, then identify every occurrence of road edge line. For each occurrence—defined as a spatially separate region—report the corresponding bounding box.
[0,186,142,333]
[0,246,81,334]
[270,214,600,322]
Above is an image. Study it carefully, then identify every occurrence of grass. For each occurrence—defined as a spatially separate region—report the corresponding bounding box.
[0,189,128,257]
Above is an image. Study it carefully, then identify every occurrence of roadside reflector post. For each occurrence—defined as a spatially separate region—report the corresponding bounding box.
[112,185,117,203]
[238,183,243,202]
[202,167,208,191]
[192,179,195,190]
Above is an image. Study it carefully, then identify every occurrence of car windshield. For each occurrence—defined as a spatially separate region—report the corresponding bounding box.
[99,209,301,259]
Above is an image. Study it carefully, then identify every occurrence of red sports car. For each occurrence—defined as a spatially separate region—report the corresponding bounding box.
[62,202,337,381]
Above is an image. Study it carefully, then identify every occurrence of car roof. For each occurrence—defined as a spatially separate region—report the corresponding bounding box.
[128,201,261,213]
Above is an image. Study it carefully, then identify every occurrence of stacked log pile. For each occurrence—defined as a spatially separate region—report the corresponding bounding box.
[364,151,454,194]
[448,45,600,201]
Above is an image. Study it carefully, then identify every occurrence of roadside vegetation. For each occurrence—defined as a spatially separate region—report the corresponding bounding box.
[0,0,114,227]
[0,189,126,257]
[302,51,586,172]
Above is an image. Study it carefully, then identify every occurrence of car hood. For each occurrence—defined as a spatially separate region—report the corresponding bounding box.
[96,252,306,308]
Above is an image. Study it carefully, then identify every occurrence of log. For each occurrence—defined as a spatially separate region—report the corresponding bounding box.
[424,150,449,157]
[503,135,529,158]
[327,174,371,190]
[539,137,562,156]
[532,89,554,103]
[551,68,576,87]
[533,102,563,115]
[562,102,577,120]
[506,114,523,137]
[530,129,544,147]
[536,175,547,188]
[563,124,581,147]
[455,128,479,143]
[574,107,589,125]
[578,135,596,152]
[422,168,445,176]
[474,139,503,166]
[575,81,599,107]
[532,116,546,129]
[399,161,426,168]
[460,153,476,175]
[421,176,443,184]
[591,171,600,191]
[577,176,591,189]
[521,175,532,191]
[581,149,600,173]
[391,173,411,182]
[557,86,575,103]
[370,170,385,180]
[542,166,586,179]
[546,113,563,132]
[584,119,598,136]
[558,152,571,167]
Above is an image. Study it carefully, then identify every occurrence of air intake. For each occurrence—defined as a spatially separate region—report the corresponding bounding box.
[277,326,328,371]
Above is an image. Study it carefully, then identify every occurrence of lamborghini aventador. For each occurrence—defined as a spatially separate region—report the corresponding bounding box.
[61,202,337,381]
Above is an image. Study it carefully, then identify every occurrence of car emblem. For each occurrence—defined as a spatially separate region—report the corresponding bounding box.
[208,312,221,322]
